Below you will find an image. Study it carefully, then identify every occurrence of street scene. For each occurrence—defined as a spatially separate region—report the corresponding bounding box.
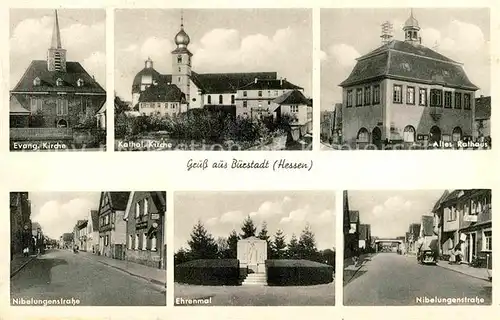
[321,8,491,150]
[10,192,166,306]
[9,9,107,152]
[114,9,312,151]
[174,191,335,306]
[343,189,492,306]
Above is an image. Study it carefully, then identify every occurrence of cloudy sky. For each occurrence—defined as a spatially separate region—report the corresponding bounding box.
[29,192,101,239]
[321,8,490,111]
[115,9,312,102]
[10,9,106,89]
[347,190,446,239]
[174,191,335,252]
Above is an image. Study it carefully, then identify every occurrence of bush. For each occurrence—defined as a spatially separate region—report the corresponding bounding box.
[266,259,334,286]
[175,259,240,286]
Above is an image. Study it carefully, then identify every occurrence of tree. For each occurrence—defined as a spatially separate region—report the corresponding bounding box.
[226,230,240,259]
[187,220,218,260]
[298,224,319,260]
[114,94,130,115]
[258,221,272,258]
[174,247,191,265]
[240,216,257,239]
[287,234,300,259]
[216,237,229,258]
[271,229,287,259]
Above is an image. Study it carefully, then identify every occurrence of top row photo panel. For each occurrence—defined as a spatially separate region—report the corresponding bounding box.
[8,8,490,152]
[321,8,491,151]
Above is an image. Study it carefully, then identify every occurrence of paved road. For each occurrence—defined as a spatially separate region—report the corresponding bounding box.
[11,249,165,306]
[344,253,492,306]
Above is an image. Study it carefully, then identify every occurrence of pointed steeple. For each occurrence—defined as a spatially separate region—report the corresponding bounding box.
[51,9,62,49]
[47,10,67,72]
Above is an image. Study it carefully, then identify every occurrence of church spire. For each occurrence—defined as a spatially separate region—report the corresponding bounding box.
[180,9,184,28]
[403,8,421,45]
[51,9,62,49]
[47,10,67,72]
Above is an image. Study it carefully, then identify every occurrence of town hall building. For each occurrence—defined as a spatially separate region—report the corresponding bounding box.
[10,11,106,134]
[339,12,479,149]
[131,15,312,135]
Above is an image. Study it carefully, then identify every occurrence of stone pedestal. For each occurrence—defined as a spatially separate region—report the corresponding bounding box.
[237,237,267,274]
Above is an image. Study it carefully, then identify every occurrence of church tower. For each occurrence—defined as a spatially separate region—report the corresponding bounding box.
[403,9,421,45]
[171,12,192,104]
[47,10,67,72]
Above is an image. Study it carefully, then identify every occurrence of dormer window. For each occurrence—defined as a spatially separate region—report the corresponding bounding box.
[33,77,41,86]
[56,78,63,86]
[77,78,84,87]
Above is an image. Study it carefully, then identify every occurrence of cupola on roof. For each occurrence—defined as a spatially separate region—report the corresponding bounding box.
[404,10,420,30]
[174,13,190,47]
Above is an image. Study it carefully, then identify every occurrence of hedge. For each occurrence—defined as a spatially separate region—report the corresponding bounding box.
[266,259,334,286]
[174,259,240,285]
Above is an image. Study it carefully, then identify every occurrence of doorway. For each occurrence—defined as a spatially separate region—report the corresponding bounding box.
[429,126,441,144]
[468,233,477,263]
[372,127,382,149]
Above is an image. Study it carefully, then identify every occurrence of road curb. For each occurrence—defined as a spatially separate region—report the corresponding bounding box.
[344,254,373,285]
[95,259,167,290]
[10,255,37,278]
[436,263,491,283]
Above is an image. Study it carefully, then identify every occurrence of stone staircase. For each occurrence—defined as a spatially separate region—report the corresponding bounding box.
[242,272,267,286]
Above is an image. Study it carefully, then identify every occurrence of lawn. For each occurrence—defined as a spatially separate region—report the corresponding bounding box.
[174,280,335,306]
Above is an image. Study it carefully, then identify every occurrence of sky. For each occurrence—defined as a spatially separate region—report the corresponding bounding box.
[115,9,312,102]
[174,191,335,252]
[29,192,101,239]
[321,8,491,111]
[10,9,106,90]
[346,190,446,239]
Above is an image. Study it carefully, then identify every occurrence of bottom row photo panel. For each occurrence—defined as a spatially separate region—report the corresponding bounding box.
[10,191,167,307]
[343,189,492,306]
[174,191,336,306]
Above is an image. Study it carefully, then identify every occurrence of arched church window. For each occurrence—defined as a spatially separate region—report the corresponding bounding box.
[207,95,212,104]
[357,128,369,143]
[231,95,235,104]
[219,95,223,104]
[177,55,182,63]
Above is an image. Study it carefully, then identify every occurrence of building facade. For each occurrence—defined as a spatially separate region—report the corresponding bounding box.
[124,192,166,269]
[433,189,492,267]
[130,15,311,136]
[97,192,130,259]
[474,96,491,142]
[339,12,478,149]
[86,210,99,253]
[74,220,88,251]
[10,10,106,131]
[10,192,32,259]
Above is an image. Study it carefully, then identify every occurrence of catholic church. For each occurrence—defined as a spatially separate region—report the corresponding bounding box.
[131,15,313,135]
[10,10,106,131]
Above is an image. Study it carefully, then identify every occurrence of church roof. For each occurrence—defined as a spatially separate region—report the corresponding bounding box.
[238,78,303,91]
[340,40,478,91]
[273,89,310,105]
[10,95,30,115]
[138,83,186,103]
[12,60,106,94]
[475,96,491,120]
[192,71,278,94]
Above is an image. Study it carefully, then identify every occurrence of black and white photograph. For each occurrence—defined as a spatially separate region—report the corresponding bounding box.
[320,8,491,150]
[343,189,492,306]
[9,9,107,152]
[10,192,166,306]
[174,191,335,306]
[114,9,313,151]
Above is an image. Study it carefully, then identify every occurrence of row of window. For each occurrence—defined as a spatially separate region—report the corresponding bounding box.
[356,126,464,143]
[207,94,236,105]
[393,85,471,109]
[30,97,91,115]
[445,196,492,221]
[127,233,158,251]
[346,84,472,110]
[32,77,85,87]
[141,102,178,109]
[242,90,286,98]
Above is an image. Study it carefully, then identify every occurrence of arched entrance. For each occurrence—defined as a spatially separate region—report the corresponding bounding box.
[372,127,382,149]
[57,119,68,128]
[429,126,441,143]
